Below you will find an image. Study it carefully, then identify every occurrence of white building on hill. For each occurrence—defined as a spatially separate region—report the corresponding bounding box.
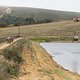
[5,8,12,14]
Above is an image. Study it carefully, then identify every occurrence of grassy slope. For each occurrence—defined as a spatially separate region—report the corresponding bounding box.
[0,38,80,80]
[0,21,80,38]
[32,42,80,80]
[12,41,80,80]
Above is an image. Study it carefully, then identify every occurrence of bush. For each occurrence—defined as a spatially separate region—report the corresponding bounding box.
[25,18,35,24]
[2,39,26,64]
[14,23,20,26]
[7,65,19,76]
[1,39,28,78]
[3,48,23,64]
[0,61,10,80]
[0,22,7,27]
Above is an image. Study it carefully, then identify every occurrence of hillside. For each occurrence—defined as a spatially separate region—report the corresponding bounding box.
[0,20,80,79]
[0,6,80,80]
[0,39,80,80]
[0,6,80,21]
[0,21,80,42]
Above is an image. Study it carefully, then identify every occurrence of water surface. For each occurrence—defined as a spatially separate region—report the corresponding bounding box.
[40,43,80,74]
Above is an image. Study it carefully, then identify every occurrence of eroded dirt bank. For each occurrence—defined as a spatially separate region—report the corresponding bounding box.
[16,41,80,80]
[0,39,80,80]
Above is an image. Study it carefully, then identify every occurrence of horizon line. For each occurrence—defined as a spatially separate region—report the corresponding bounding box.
[0,5,80,13]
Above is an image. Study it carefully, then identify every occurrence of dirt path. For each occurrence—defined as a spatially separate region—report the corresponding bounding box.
[0,38,22,50]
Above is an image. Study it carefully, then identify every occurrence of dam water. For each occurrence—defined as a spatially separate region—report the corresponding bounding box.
[40,43,80,74]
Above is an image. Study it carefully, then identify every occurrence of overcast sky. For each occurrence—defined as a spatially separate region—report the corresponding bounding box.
[0,0,80,12]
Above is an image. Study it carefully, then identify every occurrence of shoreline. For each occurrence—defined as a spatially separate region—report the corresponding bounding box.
[39,42,80,75]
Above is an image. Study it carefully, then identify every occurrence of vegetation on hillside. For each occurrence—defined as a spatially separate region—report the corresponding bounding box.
[0,6,80,80]
[0,14,53,27]
[30,36,73,42]
[0,39,27,79]
[0,7,80,27]
[10,7,80,20]
[0,14,25,27]
[0,21,79,43]
[0,38,79,80]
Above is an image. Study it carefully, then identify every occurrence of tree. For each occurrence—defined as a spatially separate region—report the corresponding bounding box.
[0,22,7,27]
[25,18,35,24]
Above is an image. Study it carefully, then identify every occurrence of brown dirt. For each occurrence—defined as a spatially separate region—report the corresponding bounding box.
[0,38,22,50]
[14,41,80,80]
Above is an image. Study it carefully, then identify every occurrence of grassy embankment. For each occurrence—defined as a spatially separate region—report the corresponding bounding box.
[0,20,80,79]
[0,39,27,80]
[0,39,80,80]
[0,38,80,80]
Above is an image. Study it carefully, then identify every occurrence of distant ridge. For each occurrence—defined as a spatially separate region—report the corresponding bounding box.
[0,6,80,20]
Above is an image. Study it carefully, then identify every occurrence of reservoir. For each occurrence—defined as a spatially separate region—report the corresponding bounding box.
[40,43,80,74]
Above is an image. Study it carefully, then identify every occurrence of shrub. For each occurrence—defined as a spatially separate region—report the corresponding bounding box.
[3,48,23,64]
[1,39,28,78]
[0,22,7,27]
[14,23,20,26]
[2,39,26,64]
[0,61,10,80]
[6,65,19,76]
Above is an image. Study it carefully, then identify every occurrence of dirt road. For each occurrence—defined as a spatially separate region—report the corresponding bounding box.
[0,38,22,50]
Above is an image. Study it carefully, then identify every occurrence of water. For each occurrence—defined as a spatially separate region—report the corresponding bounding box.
[40,43,80,74]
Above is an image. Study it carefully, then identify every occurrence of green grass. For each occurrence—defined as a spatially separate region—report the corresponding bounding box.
[30,36,73,42]
[31,37,60,42]
[51,78,56,80]
[45,70,53,74]
[54,69,64,76]
[54,69,72,80]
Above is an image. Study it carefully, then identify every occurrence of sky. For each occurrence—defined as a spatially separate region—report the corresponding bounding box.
[0,0,80,12]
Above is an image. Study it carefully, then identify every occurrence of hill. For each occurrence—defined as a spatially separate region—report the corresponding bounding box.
[0,6,80,21]
[0,21,80,40]
[0,7,80,27]
[0,39,80,80]
[0,21,80,80]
